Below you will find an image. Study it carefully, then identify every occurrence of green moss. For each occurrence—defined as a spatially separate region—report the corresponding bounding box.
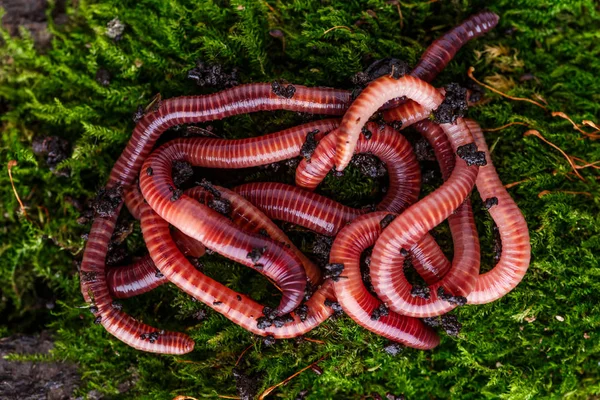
[1,0,599,398]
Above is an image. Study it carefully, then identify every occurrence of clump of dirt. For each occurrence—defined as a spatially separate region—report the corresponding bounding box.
[271,81,296,99]
[187,61,239,88]
[484,196,499,210]
[323,263,345,282]
[383,342,403,356]
[411,285,431,299]
[311,234,334,268]
[432,83,468,124]
[437,287,467,306]
[91,185,123,218]
[351,154,387,178]
[0,331,80,400]
[232,367,260,400]
[32,136,70,176]
[352,58,410,88]
[456,143,487,166]
[172,160,194,187]
[370,303,389,321]
[300,129,319,162]
[423,314,462,337]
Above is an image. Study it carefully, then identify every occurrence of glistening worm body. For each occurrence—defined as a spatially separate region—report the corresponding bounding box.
[130,184,338,339]
[466,119,531,303]
[411,11,500,83]
[330,212,440,348]
[81,85,346,350]
[295,122,421,214]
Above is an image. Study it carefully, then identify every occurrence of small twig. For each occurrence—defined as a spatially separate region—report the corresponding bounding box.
[482,121,531,132]
[468,67,548,110]
[322,26,353,36]
[235,343,254,366]
[216,396,241,400]
[504,178,534,189]
[8,160,28,218]
[258,355,328,399]
[538,190,592,199]
[303,337,326,345]
[524,130,585,181]
[172,396,199,400]
[552,112,600,139]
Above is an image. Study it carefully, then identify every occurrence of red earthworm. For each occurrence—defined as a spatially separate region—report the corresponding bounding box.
[131,184,337,339]
[465,119,531,303]
[105,119,339,301]
[397,120,531,304]
[107,183,322,299]
[330,211,440,348]
[140,143,311,316]
[80,209,195,354]
[295,122,421,214]
[369,116,483,316]
[107,255,165,299]
[186,186,322,285]
[233,182,452,285]
[333,75,442,171]
[81,87,347,351]
[233,182,363,237]
[411,11,500,83]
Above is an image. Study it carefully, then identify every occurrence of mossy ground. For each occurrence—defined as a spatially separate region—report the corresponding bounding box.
[1,0,599,399]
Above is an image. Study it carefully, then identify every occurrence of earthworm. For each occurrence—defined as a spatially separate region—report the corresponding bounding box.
[139,142,311,315]
[395,120,531,304]
[186,185,322,285]
[81,88,345,350]
[369,114,482,316]
[411,11,500,83]
[372,120,481,318]
[333,75,441,171]
[234,182,363,237]
[107,255,165,299]
[130,184,337,339]
[465,119,531,303]
[80,209,195,354]
[233,182,451,285]
[330,211,440,349]
[295,122,421,214]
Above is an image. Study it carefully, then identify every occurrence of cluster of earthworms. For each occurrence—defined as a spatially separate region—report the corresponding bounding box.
[80,11,530,354]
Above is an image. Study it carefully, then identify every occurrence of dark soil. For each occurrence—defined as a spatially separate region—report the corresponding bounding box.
[0,331,80,400]
[456,143,487,167]
[186,61,239,88]
[432,83,468,124]
[1,0,67,49]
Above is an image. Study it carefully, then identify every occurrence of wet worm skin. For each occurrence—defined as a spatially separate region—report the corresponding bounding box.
[186,185,322,285]
[333,75,442,171]
[81,86,345,350]
[370,116,481,317]
[107,255,166,299]
[295,122,421,214]
[133,185,336,338]
[465,119,531,303]
[411,11,500,83]
[330,212,440,349]
[234,182,363,237]
[140,143,309,316]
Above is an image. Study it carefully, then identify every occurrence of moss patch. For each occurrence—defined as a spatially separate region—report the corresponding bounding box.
[1,0,599,398]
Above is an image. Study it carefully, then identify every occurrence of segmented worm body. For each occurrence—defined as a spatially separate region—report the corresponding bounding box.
[81,11,529,354]
[330,212,440,348]
[411,11,500,83]
[466,119,530,303]
[296,122,421,214]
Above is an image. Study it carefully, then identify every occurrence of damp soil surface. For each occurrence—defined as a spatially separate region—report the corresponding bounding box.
[0,331,80,400]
